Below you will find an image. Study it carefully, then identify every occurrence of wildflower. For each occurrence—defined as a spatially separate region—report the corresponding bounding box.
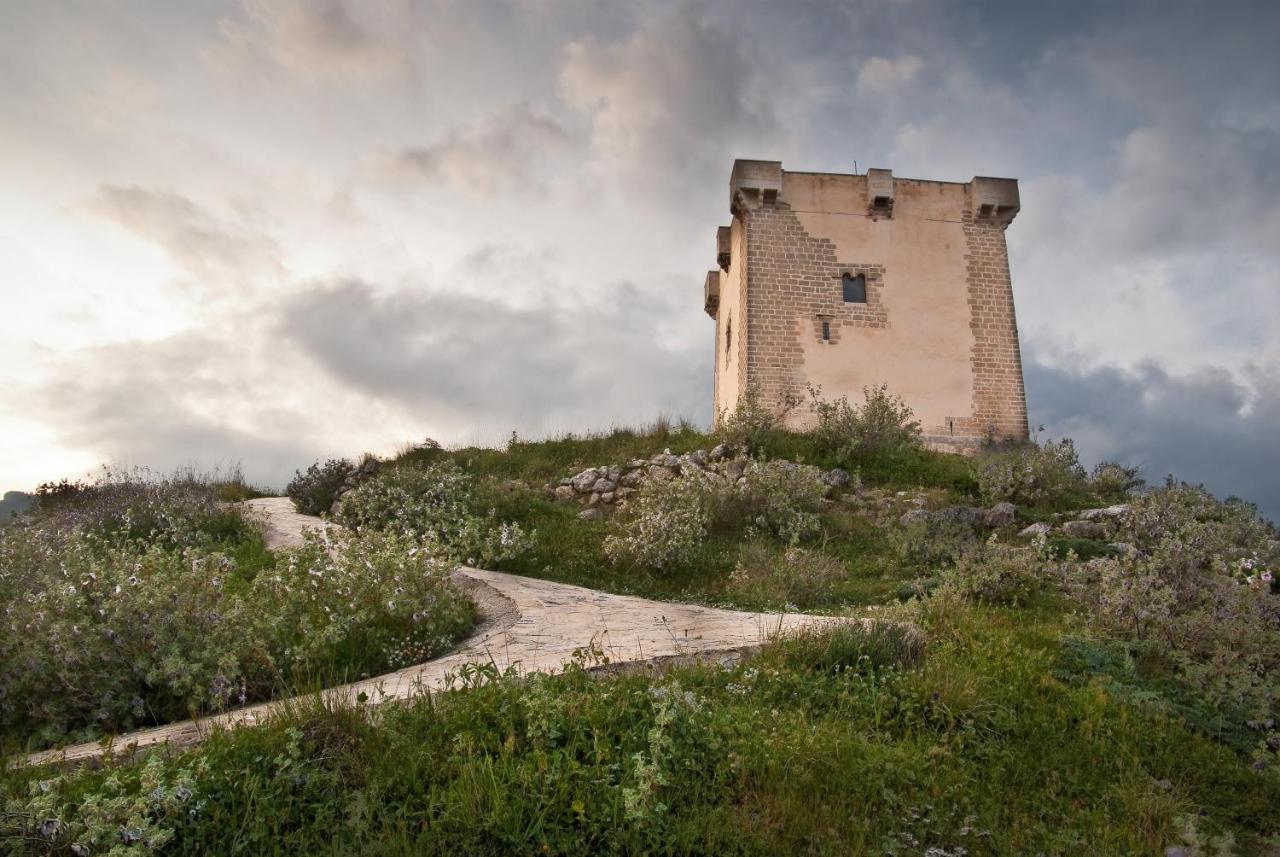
[1263,571,1274,583]
[127,575,140,586]
[38,818,62,839]
[175,785,193,802]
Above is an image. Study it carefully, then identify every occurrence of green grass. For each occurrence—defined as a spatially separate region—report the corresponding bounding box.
[6,610,1276,855]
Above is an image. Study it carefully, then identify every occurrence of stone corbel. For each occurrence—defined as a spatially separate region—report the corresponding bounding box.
[716,226,731,271]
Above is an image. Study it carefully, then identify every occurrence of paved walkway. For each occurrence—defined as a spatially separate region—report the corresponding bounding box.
[26,497,866,767]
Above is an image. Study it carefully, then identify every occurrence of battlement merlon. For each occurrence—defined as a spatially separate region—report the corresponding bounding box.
[727,158,1020,228]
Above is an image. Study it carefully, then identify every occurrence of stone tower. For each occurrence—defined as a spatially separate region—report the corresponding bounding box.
[703,159,1029,450]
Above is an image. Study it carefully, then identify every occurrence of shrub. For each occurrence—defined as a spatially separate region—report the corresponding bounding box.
[714,384,801,455]
[808,383,922,461]
[1090,460,1144,500]
[977,437,1087,507]
[939,534,1050,606]
[732,459,828,544]
[1070,484,1280,728]
[890,513,982,568]
[603,473,712,571]
[286,458,355,515]
[335,462,533,566]
[0,518,473,749]
[728,542,846,608]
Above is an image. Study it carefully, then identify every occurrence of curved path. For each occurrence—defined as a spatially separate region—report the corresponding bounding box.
[26,497,870,767]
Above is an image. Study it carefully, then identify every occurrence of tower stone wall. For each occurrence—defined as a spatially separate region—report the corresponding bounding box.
[705,160,1029,450]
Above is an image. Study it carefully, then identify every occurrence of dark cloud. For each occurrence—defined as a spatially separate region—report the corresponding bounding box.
[90,186,283,289]
[278,278,711,436]
[1025,354,1280,522]
[366,106,573,197]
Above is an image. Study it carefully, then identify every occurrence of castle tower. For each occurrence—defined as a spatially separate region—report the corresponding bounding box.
[703,159,1029,450]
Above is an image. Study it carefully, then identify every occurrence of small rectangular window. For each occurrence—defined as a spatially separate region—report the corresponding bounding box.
[821,320,830,341]
[842,273,867,303]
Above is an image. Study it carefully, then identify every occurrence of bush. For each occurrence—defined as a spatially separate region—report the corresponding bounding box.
[603,473,712,571]
[977,437,1087,507]
[808,383,922,461]
[0,516,473,749]
[891,513,981,568]
[1069,484,1280,731]
[1090,460,1144,500]
[762,622,924,674]
[286,458,355,515]
[728,542,846,608]
[939,534,1050,606]
[604,459,829,572]
[714,384,800,455]
[334,461,533,566]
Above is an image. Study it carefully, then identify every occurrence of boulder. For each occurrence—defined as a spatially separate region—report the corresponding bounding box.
[1018,522,1052,537]
[554,485,576,502]
[571,468,602,492]
[606,465,623,483]
[724,459,747,481]
[662,454,681,468]
[690,448,709,467]
[823,468,853,489]
[619,469,646,488]
[647,466,677,482]
[709,443,730,462]
[982,502,1018,529]
[1063,520,1106,539]
[591,478,618,494]
[601,491,616,504]
[1080,504,1129,522]
[616,486,636,499]
[578,507,604,522]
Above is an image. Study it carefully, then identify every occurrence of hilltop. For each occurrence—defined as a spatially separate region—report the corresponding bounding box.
[2,389,1277,855]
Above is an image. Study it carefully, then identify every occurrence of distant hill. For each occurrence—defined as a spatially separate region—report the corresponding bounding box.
[0,490,33,518]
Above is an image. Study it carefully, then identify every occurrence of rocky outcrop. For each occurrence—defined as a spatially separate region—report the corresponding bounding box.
[551,446,855,514]
[329,455,380,514]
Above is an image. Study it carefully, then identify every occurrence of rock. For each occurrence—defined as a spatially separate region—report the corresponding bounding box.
[899,509,933,527]
[619,469,646,488]
[690,448,709,467]
[662,454,681,468]
[570,467,602,492]
[554,485,576,502]
[824,468,853,488]
[1019,522,1052,537]
[708,443,729,462]
[578,507,604,522]
[1063,519,1106,539]
[606,465,623,483]
[591,478,617,494]
[601,491,616,504]
[1080,504,1129,522]
[647,466,676,482]
[676,455,702,475]
[982,501,1018,529]
[616,486,635,499]
[627,459,647,469]
[724,459,747,481]
[588,492,601,506]
[558,477,573,487]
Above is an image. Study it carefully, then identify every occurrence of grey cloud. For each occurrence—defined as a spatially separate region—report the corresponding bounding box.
[1025,353,1280,522]
[279,278,711,437]
[367,106,573,197]
[558,6,777,188]
[90,186,283,288]
[25,333,324,491]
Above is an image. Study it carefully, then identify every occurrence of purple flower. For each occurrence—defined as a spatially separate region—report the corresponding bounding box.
[1262,571,1273,583]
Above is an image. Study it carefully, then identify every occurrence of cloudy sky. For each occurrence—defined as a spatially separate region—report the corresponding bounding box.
[1,1,1277,516]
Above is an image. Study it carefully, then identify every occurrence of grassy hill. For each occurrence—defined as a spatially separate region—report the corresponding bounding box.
[3,393,1278,855]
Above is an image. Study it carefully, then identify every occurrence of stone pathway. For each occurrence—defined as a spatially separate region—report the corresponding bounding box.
[26,497,867,767]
